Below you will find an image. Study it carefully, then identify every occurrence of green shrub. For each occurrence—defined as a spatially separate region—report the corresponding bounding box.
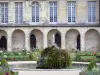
[80,71,100,75]
[87,61,97,71]
[0,59,10,72]
[28,50,41,61]
[37,46,72,69]
[74,54,81,61]
[0,59,19,75]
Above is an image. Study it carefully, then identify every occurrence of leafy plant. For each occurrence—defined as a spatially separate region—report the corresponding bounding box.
[37,46,72,69]
[87,61,97,71]
[74,54,81,61]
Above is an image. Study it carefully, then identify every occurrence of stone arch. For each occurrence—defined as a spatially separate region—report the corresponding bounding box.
[0,30,7,50]
[85,29,100,51]
[12,29,25,51]
[65,29,80,50]
[30,29,43,49]
[47,29,61,48]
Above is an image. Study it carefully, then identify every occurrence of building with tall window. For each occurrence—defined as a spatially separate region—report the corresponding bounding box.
[0,0,99,51]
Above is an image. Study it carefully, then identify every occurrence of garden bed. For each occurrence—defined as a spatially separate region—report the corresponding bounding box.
[73,51,100,62]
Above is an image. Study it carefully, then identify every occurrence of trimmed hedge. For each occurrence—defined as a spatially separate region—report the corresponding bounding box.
[37,46,72,69]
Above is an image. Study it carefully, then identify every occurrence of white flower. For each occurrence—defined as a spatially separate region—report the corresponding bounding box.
[27,53,29,54]
[18,53,21,55]
[35,52,37,55]
[4,55,7,58]
[0,51,3,53]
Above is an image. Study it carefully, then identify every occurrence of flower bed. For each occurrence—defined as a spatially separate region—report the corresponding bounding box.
[0,49,41,61]
[74,51,100,62]
[0,71,18,75]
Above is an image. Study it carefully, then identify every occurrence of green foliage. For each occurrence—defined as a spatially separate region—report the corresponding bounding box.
[0,59,19,75]
[28,50,41,61]
[0,59,10,73]
[37,46,72,69]
[87,61,97,71]
[74,54,81,61]
[80,71,100,75]
[0,50,41,61]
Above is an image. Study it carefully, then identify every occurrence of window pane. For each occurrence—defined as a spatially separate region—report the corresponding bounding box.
[15,2,23,24]
[0,3,8,23]
[50,2,57,22]
[32,2,39,22]
[88,1,96,22]
[68,2,76,23]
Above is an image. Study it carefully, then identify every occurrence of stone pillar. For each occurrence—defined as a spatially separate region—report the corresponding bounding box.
[43,31,47,49]
[7,33,12,52]
[53,34,55,45]
[25,34,30,51]
[61,32,66,49]
[80,32,85,51]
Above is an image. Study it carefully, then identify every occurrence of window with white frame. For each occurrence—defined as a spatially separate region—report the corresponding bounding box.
[15,2,23,24]
[50,2,57,22]
[88,1,96,22]
[32,2,39,22]
[67,1,76,23]
[0,3,8,23]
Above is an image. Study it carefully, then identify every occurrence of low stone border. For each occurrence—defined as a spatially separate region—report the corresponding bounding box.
[8,61,100,65]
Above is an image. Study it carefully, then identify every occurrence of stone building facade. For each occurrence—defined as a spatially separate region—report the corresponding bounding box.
[0,0,99,51]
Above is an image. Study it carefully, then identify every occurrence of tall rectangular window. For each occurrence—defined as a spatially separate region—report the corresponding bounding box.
[32,2,39,22]
[0,3,8,23]
[67,2,76,23]
[15,2,23,24]
[88,1,96,22]
[50,2,57,22]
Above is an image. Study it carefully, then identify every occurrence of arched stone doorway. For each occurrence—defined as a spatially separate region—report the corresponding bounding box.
[0,36,7,50]
[47,29,61,48]
[65,29,80,50]
[30,34,36,49]
[77,34,80,50]
[0,30,7,50]
[55,33,61,48]
[85,29,100,51]
[30,29,43,49]
[12,30,25,51]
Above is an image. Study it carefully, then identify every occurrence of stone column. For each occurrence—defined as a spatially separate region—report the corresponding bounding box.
[80,32,85,51]
[25,34,30,51]
[52,34,55,45]
[7,33,12,52]
[43,31,47,49]
[61,32,66,49]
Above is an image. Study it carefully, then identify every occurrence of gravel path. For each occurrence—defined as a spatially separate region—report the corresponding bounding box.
[18,70,81,75]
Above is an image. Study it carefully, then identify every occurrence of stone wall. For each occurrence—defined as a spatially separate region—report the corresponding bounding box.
[0,0,99,24]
